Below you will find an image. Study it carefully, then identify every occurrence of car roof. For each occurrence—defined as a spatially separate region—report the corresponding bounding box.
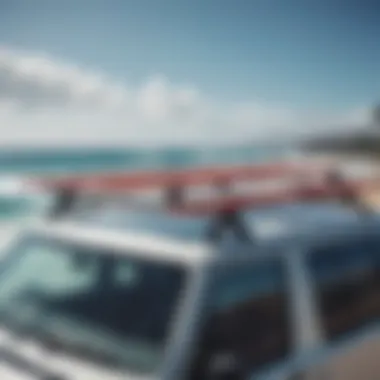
[29,219,213,266]
[22,200,380,266]
[72,200,380,240]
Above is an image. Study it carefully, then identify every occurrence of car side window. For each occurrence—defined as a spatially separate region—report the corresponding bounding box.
[186,258,291,379]
[307,237,379,341]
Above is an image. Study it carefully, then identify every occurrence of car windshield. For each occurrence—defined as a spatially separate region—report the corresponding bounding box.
[0,233,188,374]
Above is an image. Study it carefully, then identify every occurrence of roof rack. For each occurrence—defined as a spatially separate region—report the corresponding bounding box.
[32,161,323,214]
[31,161,380,241]
[36,161,323,193]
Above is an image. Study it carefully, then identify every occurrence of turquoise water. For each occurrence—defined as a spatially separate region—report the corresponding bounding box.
[0,144,293,174]
[0,144,298,219]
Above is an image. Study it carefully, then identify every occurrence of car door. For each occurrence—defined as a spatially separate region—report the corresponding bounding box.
[183,255,295,380]
[304,235,380,380]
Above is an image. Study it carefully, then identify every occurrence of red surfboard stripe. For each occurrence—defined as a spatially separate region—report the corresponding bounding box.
[33,161,326,192]
[170,178,380,215]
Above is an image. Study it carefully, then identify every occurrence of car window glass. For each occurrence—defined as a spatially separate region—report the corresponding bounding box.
[307,237,379,341]
[187,258,290,379]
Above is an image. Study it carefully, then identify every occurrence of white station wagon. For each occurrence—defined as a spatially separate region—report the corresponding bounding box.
[0,172,379,380]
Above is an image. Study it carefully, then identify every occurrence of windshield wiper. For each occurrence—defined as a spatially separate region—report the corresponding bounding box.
[23,325,128,370]
[0,309,152,374]
[0,312,67,379]
[33,326,153,374]
[0,346,67,380]
[0,312,123,377]
[0,310,34,338]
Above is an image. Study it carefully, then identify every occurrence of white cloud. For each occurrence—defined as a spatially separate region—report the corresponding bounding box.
[0,45,372,147]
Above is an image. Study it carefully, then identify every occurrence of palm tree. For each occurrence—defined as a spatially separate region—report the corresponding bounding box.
[372,104,380,131]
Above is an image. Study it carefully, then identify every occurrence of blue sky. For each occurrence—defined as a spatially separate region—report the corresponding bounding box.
[1,0,379,109]
[0,0,378,146]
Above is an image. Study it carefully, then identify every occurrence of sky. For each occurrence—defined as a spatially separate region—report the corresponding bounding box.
[0,0,378,146]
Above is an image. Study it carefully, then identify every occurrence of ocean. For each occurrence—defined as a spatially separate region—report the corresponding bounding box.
[0,144,299,220]
[0,144,295,174]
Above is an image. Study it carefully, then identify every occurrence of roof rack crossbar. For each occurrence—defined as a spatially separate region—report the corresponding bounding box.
[165,184,183,208]
[324,169,372,215]
[206,208,253,243]
[48,186,78,219]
